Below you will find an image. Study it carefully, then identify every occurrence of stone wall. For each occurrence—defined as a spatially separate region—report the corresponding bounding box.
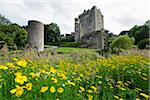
[74,6,105,49]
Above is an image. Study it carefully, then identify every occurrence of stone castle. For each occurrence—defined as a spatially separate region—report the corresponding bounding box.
[26,6,105,52]
[74,6,105,49]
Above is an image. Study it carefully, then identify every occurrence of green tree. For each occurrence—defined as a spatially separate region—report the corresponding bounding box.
[129,25,149,44]
[119,20,150,49]
[0,14,11,24]
[137,38,150,49]
[44,23,60,44]
[110,35,133,50]
[0,23,27,49]
[14,27,28,49]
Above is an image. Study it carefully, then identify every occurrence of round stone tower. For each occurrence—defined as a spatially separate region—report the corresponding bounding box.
[27,20,44,52]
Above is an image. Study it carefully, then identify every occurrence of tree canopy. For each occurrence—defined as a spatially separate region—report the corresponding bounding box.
[44,23,60,44]
[0,15,27,49]
[0,14,11,24]
[119,20,150,49]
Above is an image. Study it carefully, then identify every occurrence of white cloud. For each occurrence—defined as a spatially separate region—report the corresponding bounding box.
[0,0,150,34]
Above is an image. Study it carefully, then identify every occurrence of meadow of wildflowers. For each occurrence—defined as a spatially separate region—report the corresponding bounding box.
[0,50,149,100]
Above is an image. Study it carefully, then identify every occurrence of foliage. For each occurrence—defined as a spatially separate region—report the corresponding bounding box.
[137,38,150,49]
[0,23,28,49]
[110,35,133,50]
[0,52,149,100]
[60,36,75,42]
[44,23,60,44]
[0,14,11,24]
[129,24,149,44]
[119,20,150,49]
[105,31,118,49]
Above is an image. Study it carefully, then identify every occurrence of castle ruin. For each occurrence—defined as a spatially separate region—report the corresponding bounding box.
[74,6,105,49]
[27,20,44,52]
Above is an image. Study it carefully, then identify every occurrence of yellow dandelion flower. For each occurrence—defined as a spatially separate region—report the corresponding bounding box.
[50,86,56,93]
[90,86,97,91]
[12,58,18,61]
[15,75,28,85]
[50,67,57,73]
[57,87,64,93]
[25,83,33,91]
[68,81,75,86]
[114,95,119,99]
[87,89,93,94]
[0,65,8,70]
[7,62,15,69]
[51,77,58,84]
[10,85,24,97]
[16,59,27,67]
[79,86,85,91]
[41,70,46,74]
[88,94,93,100]
[15,72,22,76]
[136,98,140,100]
[40,86,48,93]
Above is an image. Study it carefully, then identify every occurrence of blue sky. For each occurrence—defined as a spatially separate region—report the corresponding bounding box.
[0,0,149,34]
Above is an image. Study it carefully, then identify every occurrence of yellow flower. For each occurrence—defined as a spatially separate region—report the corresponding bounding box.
[12,57,18,61]
[79,74,83,77]
[15,72,22,76]
[87,89,93,94]
[25,83,33,91]
[88,94,93,100]
[50,67,57,73]
[57,87,64,93]
[140,93,149,99]
[50,86,56,93]
[114,95,119,99]
[0,65,8,70]
[40,86,48,93]
[117,81,123,85]
[68,81,75,86]
[136,98,140,100]
[16,59,27,67]
[41,70,46,74]
[90,86,97,91]
[7,62,15,69]
[60,73,67,80]
[10,85,24,97]
[51,77,58,84]
[98,81,102,84]
[79,86,85,91]
[15,75,28,85]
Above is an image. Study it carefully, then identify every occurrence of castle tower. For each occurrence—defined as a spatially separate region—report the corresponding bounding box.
[27,20,44,52]
[74,18,80,41]
[74,6,105,49]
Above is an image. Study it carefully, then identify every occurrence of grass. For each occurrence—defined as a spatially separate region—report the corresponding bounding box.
[56,47,96,53]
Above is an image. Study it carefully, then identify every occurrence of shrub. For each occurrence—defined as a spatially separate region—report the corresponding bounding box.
[110,35,133,50]
[137,38,150,49]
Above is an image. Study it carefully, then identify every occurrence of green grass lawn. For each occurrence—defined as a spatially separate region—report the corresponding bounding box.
[56,47,96,53]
